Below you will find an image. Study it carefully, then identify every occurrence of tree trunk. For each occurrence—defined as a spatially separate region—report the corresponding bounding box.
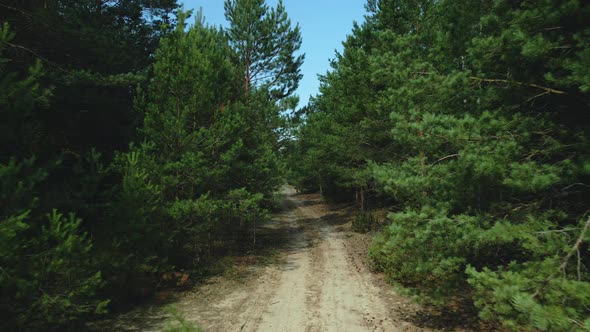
[253,218,256,249]
[208,230,212,256]
[360,187,365,212]
[245,50,251,96]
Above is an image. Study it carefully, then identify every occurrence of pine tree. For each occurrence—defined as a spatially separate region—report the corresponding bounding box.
[223,0,302,203]
[0,0,179,158]
[294,0,590,330]
[128,10,271,267]
[0,23,107,330]
[224,0,304,99]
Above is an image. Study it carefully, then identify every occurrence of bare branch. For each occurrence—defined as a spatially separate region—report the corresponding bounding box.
[6,42,69,73]
[0,2,33,17]
[470,76,567,95]
[560,215,590,277]
[430,154,460,166]
[562,183,590,191]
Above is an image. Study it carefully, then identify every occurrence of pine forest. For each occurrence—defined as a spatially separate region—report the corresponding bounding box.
[1,0,589,331]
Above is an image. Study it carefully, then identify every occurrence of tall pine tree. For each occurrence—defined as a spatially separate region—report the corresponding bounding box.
[224,0,304,99]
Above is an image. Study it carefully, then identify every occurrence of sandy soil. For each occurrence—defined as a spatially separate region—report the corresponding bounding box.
[241,187,423,332]
[88,187,443,332]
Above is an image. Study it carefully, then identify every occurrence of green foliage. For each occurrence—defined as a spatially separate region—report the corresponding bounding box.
[1,25,107,328]
[352,211,378,233]
[224,0,304,98]
[119,6,284,276]
[2,0,181,326]
[32,210,108,324]
[0,23,51,158]
[294,0,590,330]
[1,1,294,328]
[467,255,590,331]
[0,0,179,159]
[0,159,106,330]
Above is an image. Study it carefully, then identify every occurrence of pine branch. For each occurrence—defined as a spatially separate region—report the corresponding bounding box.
[510,91,550,110]
[0,2,33,17]
[6,42,69,73]
[532,214,590,298]
[562,183,590,192]
[559,215,590,281]
[537,228,582,235]
[430,154,460,166]
[470,76,567,95]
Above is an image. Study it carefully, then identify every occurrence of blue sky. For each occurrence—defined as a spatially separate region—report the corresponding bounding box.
[181,0,368,108]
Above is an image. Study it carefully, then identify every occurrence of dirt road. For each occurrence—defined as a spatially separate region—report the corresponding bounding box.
[248,187,405,331]
[91,187,431,332]
[185,187,428,332]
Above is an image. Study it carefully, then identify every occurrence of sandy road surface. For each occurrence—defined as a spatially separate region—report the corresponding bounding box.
[189,187,427,332]
[249,187,401,332]
[90,187,431,332]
